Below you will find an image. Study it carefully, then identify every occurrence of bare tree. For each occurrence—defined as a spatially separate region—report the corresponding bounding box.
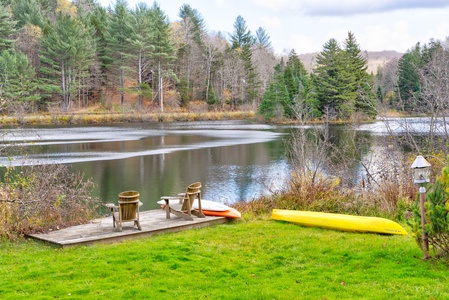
[251,46,277,107]
[203,32,226,105]
[376,58,400,112]
[419,39,449,146]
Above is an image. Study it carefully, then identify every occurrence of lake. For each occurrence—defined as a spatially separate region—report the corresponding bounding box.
[0,118,436,210]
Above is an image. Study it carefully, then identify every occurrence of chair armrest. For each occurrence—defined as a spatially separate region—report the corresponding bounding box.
[160,196,184,204]
[160,196,182,199]
[104,203,118,209]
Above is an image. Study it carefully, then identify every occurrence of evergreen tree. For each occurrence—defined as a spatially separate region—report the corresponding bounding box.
[151,2,176,110]
[0,50,40,107]
[259,63,289,120]
[104,0,133,105]
[176,4,207,105]
[284,49,318,118]
[0,2,16,51]
[396,44,423,111]
[73,2,103,107]
[254,27,272,51]
[241,44,259,104]
[229,15,253,50]
[178,4,206,44]
[39,10,95,110]
[396,41,442,112]
[11,0,45,28]
[343,32,377,118]
[130,3,156,106]
[229,15,258,106]
[313,38,354,118]
[88,5,109,79]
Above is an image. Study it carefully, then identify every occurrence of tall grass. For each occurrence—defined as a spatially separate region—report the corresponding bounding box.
[0,110,256,126]
[235,121,446,222]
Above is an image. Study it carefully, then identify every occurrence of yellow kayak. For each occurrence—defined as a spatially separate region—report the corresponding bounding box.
[271,209,407,235]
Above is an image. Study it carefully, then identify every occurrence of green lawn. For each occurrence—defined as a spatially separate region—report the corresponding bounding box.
[1,219,447,300]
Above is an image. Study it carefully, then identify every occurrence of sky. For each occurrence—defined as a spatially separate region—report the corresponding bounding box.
[96,0,449,55]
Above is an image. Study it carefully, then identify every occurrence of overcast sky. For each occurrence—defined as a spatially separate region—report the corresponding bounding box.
[96,0,449,55]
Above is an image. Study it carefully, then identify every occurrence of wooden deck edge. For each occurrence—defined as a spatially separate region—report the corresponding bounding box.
[27,217,229,248]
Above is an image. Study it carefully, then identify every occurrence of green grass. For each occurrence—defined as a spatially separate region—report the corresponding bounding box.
[1,220,447,300]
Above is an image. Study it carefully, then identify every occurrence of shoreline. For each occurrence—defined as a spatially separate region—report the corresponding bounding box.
[0,110,257,126]
[0,109,420,127]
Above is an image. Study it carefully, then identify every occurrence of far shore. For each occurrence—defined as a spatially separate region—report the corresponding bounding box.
[0,108,419,127]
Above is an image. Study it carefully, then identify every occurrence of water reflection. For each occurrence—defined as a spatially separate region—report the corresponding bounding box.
[0,121,289,210]
[0,118,436,210]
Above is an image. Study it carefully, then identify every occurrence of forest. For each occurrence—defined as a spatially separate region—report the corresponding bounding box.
[0,0,448,121]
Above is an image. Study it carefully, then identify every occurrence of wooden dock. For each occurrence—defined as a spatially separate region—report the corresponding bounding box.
[27,209,228,247]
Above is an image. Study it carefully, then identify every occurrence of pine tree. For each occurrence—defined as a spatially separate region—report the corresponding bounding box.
[284,49,318,118]
[0,2,16,51]
[39,9,95,110]
[254,27,272,51]
[72,3,103,107]
[130,3,156,106]
[176,4,207,105]
[229,15,253,50]
[396,41,441,112]
[88,5,109,79]
[11,0,45,28]
[241,44,259,104]
[229,15,258,106]
[178,4,206,45]
[104,0,134,105]
[313,38,352,118]
[259,63,289,120]
[151,2,176,110]
[343,32,377,118]
[397,44,422,111]
[0,50,40,107]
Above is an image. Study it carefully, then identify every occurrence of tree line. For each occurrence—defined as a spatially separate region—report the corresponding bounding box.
[259,32,377,121]
[0,0,278,114]
[0,0,446,121]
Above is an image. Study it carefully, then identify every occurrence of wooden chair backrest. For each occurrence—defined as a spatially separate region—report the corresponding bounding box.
[118,199,139,221]
[181,182,201,211]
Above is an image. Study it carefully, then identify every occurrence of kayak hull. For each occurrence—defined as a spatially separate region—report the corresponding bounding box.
[202,207,241,218]
[271,209,407,235]
[158,199,241,218]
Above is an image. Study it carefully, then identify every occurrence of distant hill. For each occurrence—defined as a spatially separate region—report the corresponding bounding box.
[298,50,403,74]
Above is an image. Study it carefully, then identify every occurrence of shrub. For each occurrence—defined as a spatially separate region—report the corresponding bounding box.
[187,101,208,113]
[410,156,449,259]
[0,164,101,240]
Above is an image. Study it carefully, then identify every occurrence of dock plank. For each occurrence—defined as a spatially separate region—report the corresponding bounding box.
[27,209,228,247]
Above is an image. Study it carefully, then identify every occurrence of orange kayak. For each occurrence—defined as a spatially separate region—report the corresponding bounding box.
[158,199,241,218]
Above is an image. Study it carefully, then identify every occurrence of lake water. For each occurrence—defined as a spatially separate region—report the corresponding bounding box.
[0,118,436,210]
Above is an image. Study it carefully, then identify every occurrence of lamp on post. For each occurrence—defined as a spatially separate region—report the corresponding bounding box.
[410,155,431,259]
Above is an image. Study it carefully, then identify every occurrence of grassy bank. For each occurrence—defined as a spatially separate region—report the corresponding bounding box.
[0,110,256,126]
[1,219,447,299]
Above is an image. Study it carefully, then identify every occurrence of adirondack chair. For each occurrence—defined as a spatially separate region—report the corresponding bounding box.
[160,182,206,221]
[106,191,142,232]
